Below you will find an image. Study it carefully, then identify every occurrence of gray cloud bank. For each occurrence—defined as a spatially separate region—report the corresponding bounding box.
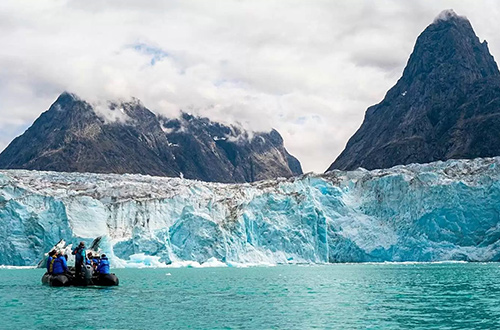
[1,0,500,172]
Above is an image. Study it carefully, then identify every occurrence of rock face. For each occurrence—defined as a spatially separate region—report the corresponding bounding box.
[159,114,302,182]
[328,10,500,171]
[0,93,302,182]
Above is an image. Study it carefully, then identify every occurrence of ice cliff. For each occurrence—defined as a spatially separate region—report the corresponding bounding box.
[2,157,500,266]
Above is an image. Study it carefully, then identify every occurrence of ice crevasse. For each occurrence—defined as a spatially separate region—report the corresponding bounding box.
[2,157,500,267]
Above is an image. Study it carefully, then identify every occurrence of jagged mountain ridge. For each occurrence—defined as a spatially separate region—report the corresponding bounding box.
[0,92,302,182]
[159,113,302,183]
[328,10,500,171]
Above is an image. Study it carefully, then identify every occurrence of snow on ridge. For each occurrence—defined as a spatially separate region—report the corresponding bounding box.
[433,9,467,24]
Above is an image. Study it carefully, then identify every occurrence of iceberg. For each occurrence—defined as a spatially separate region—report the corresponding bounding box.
[2,157,500,266]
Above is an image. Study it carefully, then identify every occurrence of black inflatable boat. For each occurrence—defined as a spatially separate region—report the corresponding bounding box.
[41,265,119,287]
[41,273,71,287]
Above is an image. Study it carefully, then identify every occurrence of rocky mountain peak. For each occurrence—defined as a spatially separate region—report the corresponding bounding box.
[0,93,302,182]
[328,10,500,172]
[398,9,498,93]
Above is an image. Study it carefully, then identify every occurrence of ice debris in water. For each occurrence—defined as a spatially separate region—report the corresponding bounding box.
[2,157,500,267]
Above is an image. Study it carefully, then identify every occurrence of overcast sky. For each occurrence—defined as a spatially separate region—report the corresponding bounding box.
[1,1,500,173]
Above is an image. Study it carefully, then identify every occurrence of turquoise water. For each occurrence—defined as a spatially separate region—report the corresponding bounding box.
[1,263,500,329]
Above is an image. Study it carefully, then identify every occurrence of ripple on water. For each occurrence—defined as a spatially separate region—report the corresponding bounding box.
[1,264,500,329]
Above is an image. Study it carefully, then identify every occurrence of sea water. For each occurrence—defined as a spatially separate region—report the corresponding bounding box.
[1,263,500,329]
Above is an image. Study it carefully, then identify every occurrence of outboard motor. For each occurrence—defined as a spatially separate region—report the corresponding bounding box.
[83,264,93,285]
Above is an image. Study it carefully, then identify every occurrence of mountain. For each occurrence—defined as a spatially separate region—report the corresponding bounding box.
[0,92,302,182]
[3,157,500,266]
[328,10,500,171]
[159,113,302,182]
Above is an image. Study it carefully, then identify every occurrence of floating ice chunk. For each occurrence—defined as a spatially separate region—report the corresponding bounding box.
[199,257,227,268]
[0,265,37,269]
[124,253,169,268]
[226,261,276,268]
[166,260,202,268]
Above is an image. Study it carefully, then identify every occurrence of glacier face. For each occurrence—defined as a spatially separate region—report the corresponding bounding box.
[2,157,500,266]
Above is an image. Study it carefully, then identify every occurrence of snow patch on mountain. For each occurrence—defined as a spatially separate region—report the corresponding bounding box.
[433,9,465,23]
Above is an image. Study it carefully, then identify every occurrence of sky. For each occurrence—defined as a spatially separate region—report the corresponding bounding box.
[1,1,500,173]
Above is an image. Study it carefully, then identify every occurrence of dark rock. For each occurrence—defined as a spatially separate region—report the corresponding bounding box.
[160,113,302,182]
[328,10,500,171]
[0,93,302,182]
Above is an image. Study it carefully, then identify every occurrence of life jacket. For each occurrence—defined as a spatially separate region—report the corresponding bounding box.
[49,258,56,274]
[46,256,53,272]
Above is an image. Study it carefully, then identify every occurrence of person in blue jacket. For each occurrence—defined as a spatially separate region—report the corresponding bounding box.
[86,252,99,270]
[52,251,68,275]
[97,254,110,275]
[72,241,86,278]
[92,256,99,269]
[85,252,93,266]
[46,250,57,274]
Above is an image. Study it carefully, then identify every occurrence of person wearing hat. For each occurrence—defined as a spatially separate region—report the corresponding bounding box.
[85,252,92,265]
[86,252,99,270]
[46,250,57,274]
[71,241,86,279]
[96,254,110,275]
[52,250,68,275]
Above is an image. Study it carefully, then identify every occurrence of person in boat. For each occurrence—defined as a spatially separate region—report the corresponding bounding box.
[52,251,68,275]
[46,250,57,274]
[86,252,99,269]
[92,255,99,269]
[72,241,86,278]
[96,254,110,275]
[85,252,92,266]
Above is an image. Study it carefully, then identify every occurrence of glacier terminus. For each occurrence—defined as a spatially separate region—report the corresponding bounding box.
[2,157,500,267]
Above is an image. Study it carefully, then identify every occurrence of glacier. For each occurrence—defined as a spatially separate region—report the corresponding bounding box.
[2,157,500,266]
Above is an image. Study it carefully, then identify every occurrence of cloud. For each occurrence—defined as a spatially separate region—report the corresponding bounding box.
[1,0,500,172]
